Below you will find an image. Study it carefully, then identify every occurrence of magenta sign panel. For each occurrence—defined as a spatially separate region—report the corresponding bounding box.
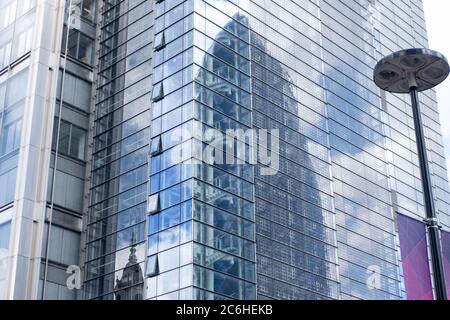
[441,230,450,298]
[397,214,433,300]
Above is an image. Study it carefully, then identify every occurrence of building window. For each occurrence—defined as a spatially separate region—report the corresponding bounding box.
[146,255,159,277]
[80,0,96,22]
[63,27,94,65]
[42,224,81,266]
[0,68,29,208]
[0,2,17,30]
[150,136,162,155]
[57,71,92,112]
[14,27,33,59]
[0,112,22,156]
[0,220,11,250]
[52,119,87,161]
[154,32,166,51]
[152,82,164,101]
[67,0,96,22]
[148,194,160,214]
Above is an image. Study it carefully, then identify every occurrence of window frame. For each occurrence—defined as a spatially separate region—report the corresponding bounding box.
[52,118,87,161]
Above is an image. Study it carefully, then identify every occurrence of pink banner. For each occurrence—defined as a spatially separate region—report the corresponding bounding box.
[441,229,450,298]
[397,214,433,300]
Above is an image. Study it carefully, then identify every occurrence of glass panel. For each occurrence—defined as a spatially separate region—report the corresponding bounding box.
[152,82,164,101]
[0,220,11,249]
[67,29,78,57]
[78,33,94,65]
[160,205,181,230]
[70,125,86,160]
[158,246,179,273]
[57,121,70,155]
[154,32,165,50]
[148,194,160,214]
[157,269,179,296]
[146,255,159,277]
[150,136,162,155]
[158,225,180,252]
[81,0,96,21]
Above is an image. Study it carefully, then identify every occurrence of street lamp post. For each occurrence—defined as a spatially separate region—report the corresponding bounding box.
[374,48,450,300]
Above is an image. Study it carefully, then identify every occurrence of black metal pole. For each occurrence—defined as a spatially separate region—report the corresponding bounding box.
[410,87,448,300]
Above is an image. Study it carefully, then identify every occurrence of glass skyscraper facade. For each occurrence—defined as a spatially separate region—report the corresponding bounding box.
[1,0,450,300]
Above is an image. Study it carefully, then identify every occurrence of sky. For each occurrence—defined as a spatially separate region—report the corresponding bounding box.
[422,0,450,183]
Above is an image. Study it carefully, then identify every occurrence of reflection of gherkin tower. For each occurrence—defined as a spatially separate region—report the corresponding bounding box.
[190,10,257,299]
[195,10,338,299]
[250,32,338,299]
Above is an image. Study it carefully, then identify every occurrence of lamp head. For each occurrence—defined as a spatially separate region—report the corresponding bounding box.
[374,48,449,93]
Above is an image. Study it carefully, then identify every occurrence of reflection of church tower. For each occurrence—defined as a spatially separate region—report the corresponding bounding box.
[114,240,144,300]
